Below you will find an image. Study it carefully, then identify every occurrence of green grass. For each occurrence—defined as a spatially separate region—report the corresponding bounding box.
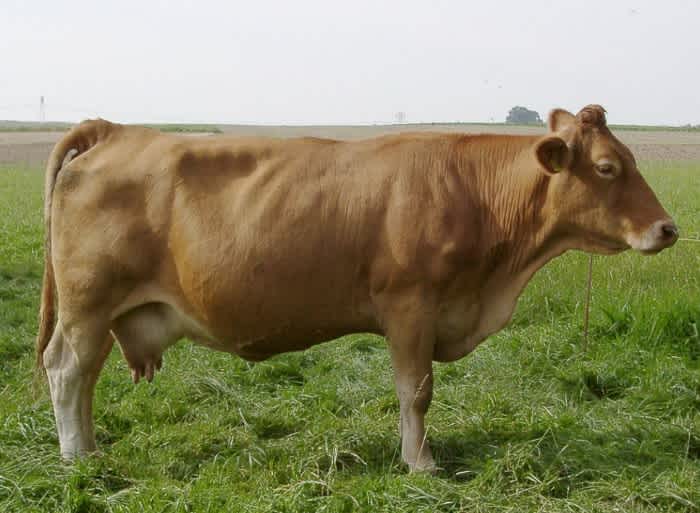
[137,124,223,134]
[0,121,73,132]
[0,162,699,512]
[607,124,700,132]
[0,121,222,133]
[373,122,699,131]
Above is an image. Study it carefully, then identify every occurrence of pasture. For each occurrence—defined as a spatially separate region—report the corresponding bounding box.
[0,126,699,512]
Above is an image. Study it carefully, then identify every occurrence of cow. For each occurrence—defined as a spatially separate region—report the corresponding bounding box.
[36,105,677,472]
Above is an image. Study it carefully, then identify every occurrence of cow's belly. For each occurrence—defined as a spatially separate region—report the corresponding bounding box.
[225,323,378,361]
[114,280,379,363]
[182,267,377,350]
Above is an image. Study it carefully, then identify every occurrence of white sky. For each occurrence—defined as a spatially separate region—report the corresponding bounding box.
[1,0,698,125]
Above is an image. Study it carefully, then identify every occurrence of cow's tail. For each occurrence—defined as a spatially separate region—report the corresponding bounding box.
[36,119,113,373]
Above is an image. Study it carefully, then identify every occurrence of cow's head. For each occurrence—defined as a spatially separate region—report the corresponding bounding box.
[535,105,678,255]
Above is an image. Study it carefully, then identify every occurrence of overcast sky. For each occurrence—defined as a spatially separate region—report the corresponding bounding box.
[1,0,698,125]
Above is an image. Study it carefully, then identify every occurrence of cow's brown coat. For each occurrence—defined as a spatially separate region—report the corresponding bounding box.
[37,106,677,470]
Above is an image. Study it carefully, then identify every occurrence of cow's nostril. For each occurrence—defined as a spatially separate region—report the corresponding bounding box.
[661,222,678,239]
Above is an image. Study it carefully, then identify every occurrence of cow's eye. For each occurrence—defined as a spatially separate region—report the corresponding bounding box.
[595,164,617,179]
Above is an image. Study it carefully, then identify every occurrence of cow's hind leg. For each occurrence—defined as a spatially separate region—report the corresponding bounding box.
[43,317,112,459]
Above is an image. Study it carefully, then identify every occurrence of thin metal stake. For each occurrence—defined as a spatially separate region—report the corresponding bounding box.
[583,255,594,350]
[580,238,698,350]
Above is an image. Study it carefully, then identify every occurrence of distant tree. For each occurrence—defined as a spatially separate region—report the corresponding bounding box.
[506,106,542,125]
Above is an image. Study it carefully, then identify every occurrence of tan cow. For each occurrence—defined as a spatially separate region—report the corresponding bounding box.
[37,105,677,471]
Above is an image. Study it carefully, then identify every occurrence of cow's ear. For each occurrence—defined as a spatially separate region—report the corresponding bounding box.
[535,135,571,175]
[548,108,576,133]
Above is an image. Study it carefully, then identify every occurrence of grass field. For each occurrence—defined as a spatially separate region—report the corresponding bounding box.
[0,161,699,512]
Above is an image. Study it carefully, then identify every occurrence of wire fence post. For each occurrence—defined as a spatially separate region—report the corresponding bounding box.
[583,255,594,351]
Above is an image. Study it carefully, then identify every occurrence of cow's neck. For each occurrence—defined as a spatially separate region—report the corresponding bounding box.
[458,135,566,278]
[448,136,568,306]
[434,136,570,361]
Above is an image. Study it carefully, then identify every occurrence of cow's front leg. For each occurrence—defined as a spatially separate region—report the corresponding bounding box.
[385,302,436,473]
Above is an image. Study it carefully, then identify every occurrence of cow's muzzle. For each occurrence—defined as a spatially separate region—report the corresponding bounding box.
[633,219,679,254]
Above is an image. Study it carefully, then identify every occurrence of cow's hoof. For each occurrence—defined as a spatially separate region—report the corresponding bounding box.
[60,447,102,461]
[408,458,438,474]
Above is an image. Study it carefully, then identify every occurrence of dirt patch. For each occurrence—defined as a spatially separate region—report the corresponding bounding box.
[2,125,699,168]
[626,143,700,161]
[0,132,64,168]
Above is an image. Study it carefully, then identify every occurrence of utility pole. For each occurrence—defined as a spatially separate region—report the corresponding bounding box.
[39,96,45,122]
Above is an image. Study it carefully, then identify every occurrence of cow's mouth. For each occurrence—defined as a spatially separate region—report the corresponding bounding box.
[592,236,630,255]
[597,244,629,255]
[574,235,629,255]
[626,220,679,255]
